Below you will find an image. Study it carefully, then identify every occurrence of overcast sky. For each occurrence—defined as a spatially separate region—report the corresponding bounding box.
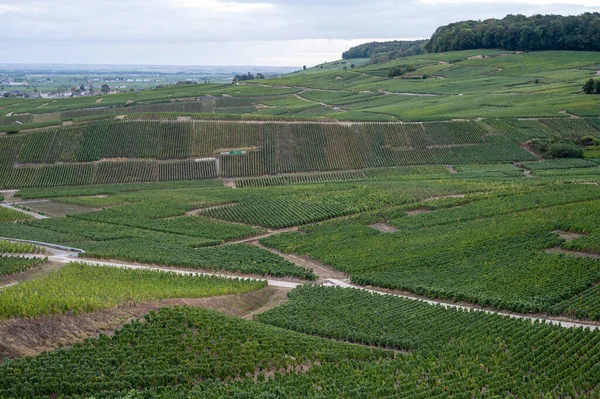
[1,0,599,67]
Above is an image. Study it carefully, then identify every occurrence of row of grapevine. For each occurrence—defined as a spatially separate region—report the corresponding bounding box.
[158,159,218,181]
[0,305,384,397]
[0,262,264,319]
[0,159,218,189]
[0,240,46,254]
[487,118,600,142]
[237,170,367,188]
[0,206,35,222]
[0,255,46,277]
[522,158,599,170]
[256,285,600,397]
[262,186,600,314]
[0,164,94,189]
[93,161,157,184]
[200,197,351,228]
[0,114,34,126]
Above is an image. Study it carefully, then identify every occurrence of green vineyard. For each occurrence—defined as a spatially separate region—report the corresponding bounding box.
[0,118,565,188]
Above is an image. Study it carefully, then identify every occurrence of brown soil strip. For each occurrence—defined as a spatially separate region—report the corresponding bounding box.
[369,223,398,233]
[0,262,63,291]
[0,287,280,360]
[445,165,457,174]
[0,190,18,202]
[423,193,465,202]
[19,201,96,217]
[250,241,348,283]
[242,286,291,320]
[223,179,237,189]
[520,142,543,160]
[553,230,586,242]
[406,208,431,216]
[545,247,600,259]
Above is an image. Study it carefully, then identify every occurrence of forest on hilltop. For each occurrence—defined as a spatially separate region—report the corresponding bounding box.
[426,13,600,53]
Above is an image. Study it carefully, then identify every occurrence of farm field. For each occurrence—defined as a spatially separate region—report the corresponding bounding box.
[2,116,600,189]
[2,49,600,398]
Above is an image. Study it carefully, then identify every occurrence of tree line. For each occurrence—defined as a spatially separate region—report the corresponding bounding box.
[342,40,427,63]
[425,13,600,53]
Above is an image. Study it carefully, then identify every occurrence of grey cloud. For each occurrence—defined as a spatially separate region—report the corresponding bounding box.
[0,0,597,65]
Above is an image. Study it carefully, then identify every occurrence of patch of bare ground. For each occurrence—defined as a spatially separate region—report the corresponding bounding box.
[0,262,63,290]
[96,98,103,103]
[242,286,290,320]
[545,247,600,259]
[423,193,465,202]
[520,142,543,160]
[406,208,431,216]
[250,241,347,283]
[62,121,73,126]
[114,115,126,120]
[223,179,237,189]
[445,165,457,174]
[553,230,586,242]
[0,287,281,360]
[18,201,96,217]
[369,223,398,233]
[0,190,18,202]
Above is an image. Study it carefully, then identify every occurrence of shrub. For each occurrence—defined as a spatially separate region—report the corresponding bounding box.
[546,143,584,159]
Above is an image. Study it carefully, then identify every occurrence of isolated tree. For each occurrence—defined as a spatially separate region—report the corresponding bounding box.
[350,64,355,69]
[80,84,85,91]
[256,73,265,79]
[101,84,110,93]
[583,78,595,94]
[303,65,307,70]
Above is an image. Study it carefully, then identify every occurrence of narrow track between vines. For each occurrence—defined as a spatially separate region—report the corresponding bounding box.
[1,238,599,330]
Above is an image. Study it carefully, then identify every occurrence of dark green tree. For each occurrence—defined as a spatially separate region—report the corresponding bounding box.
[101,84,110,93]
[583,78,596,94]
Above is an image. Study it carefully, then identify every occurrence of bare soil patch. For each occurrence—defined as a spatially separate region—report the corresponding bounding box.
[223,179,237,189]
[0,190,18,202]
[406,208,431,216]
[20,201,96,217]
[423,194,465,202]
[250,241,347,283]
[445,165,457,174]
[0,262,63,291]
[369,223,398,233]
[520,142,543,160]
[553,230,586,242]
[62,121,73,126]
[96,98,103,103]
[0,287,280,360]
[545,247,600,259]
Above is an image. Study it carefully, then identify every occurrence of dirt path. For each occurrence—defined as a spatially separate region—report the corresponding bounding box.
[0,203,49,219]
[2,240,599,330]
[327,279,599,331]
[242,286,291,320]
[545,247,600,259]
[224,227,299,246]
[250,240,348,283]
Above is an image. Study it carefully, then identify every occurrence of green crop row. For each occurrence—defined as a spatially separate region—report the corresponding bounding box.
[0,262,266,319]
[0,255,47,277]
